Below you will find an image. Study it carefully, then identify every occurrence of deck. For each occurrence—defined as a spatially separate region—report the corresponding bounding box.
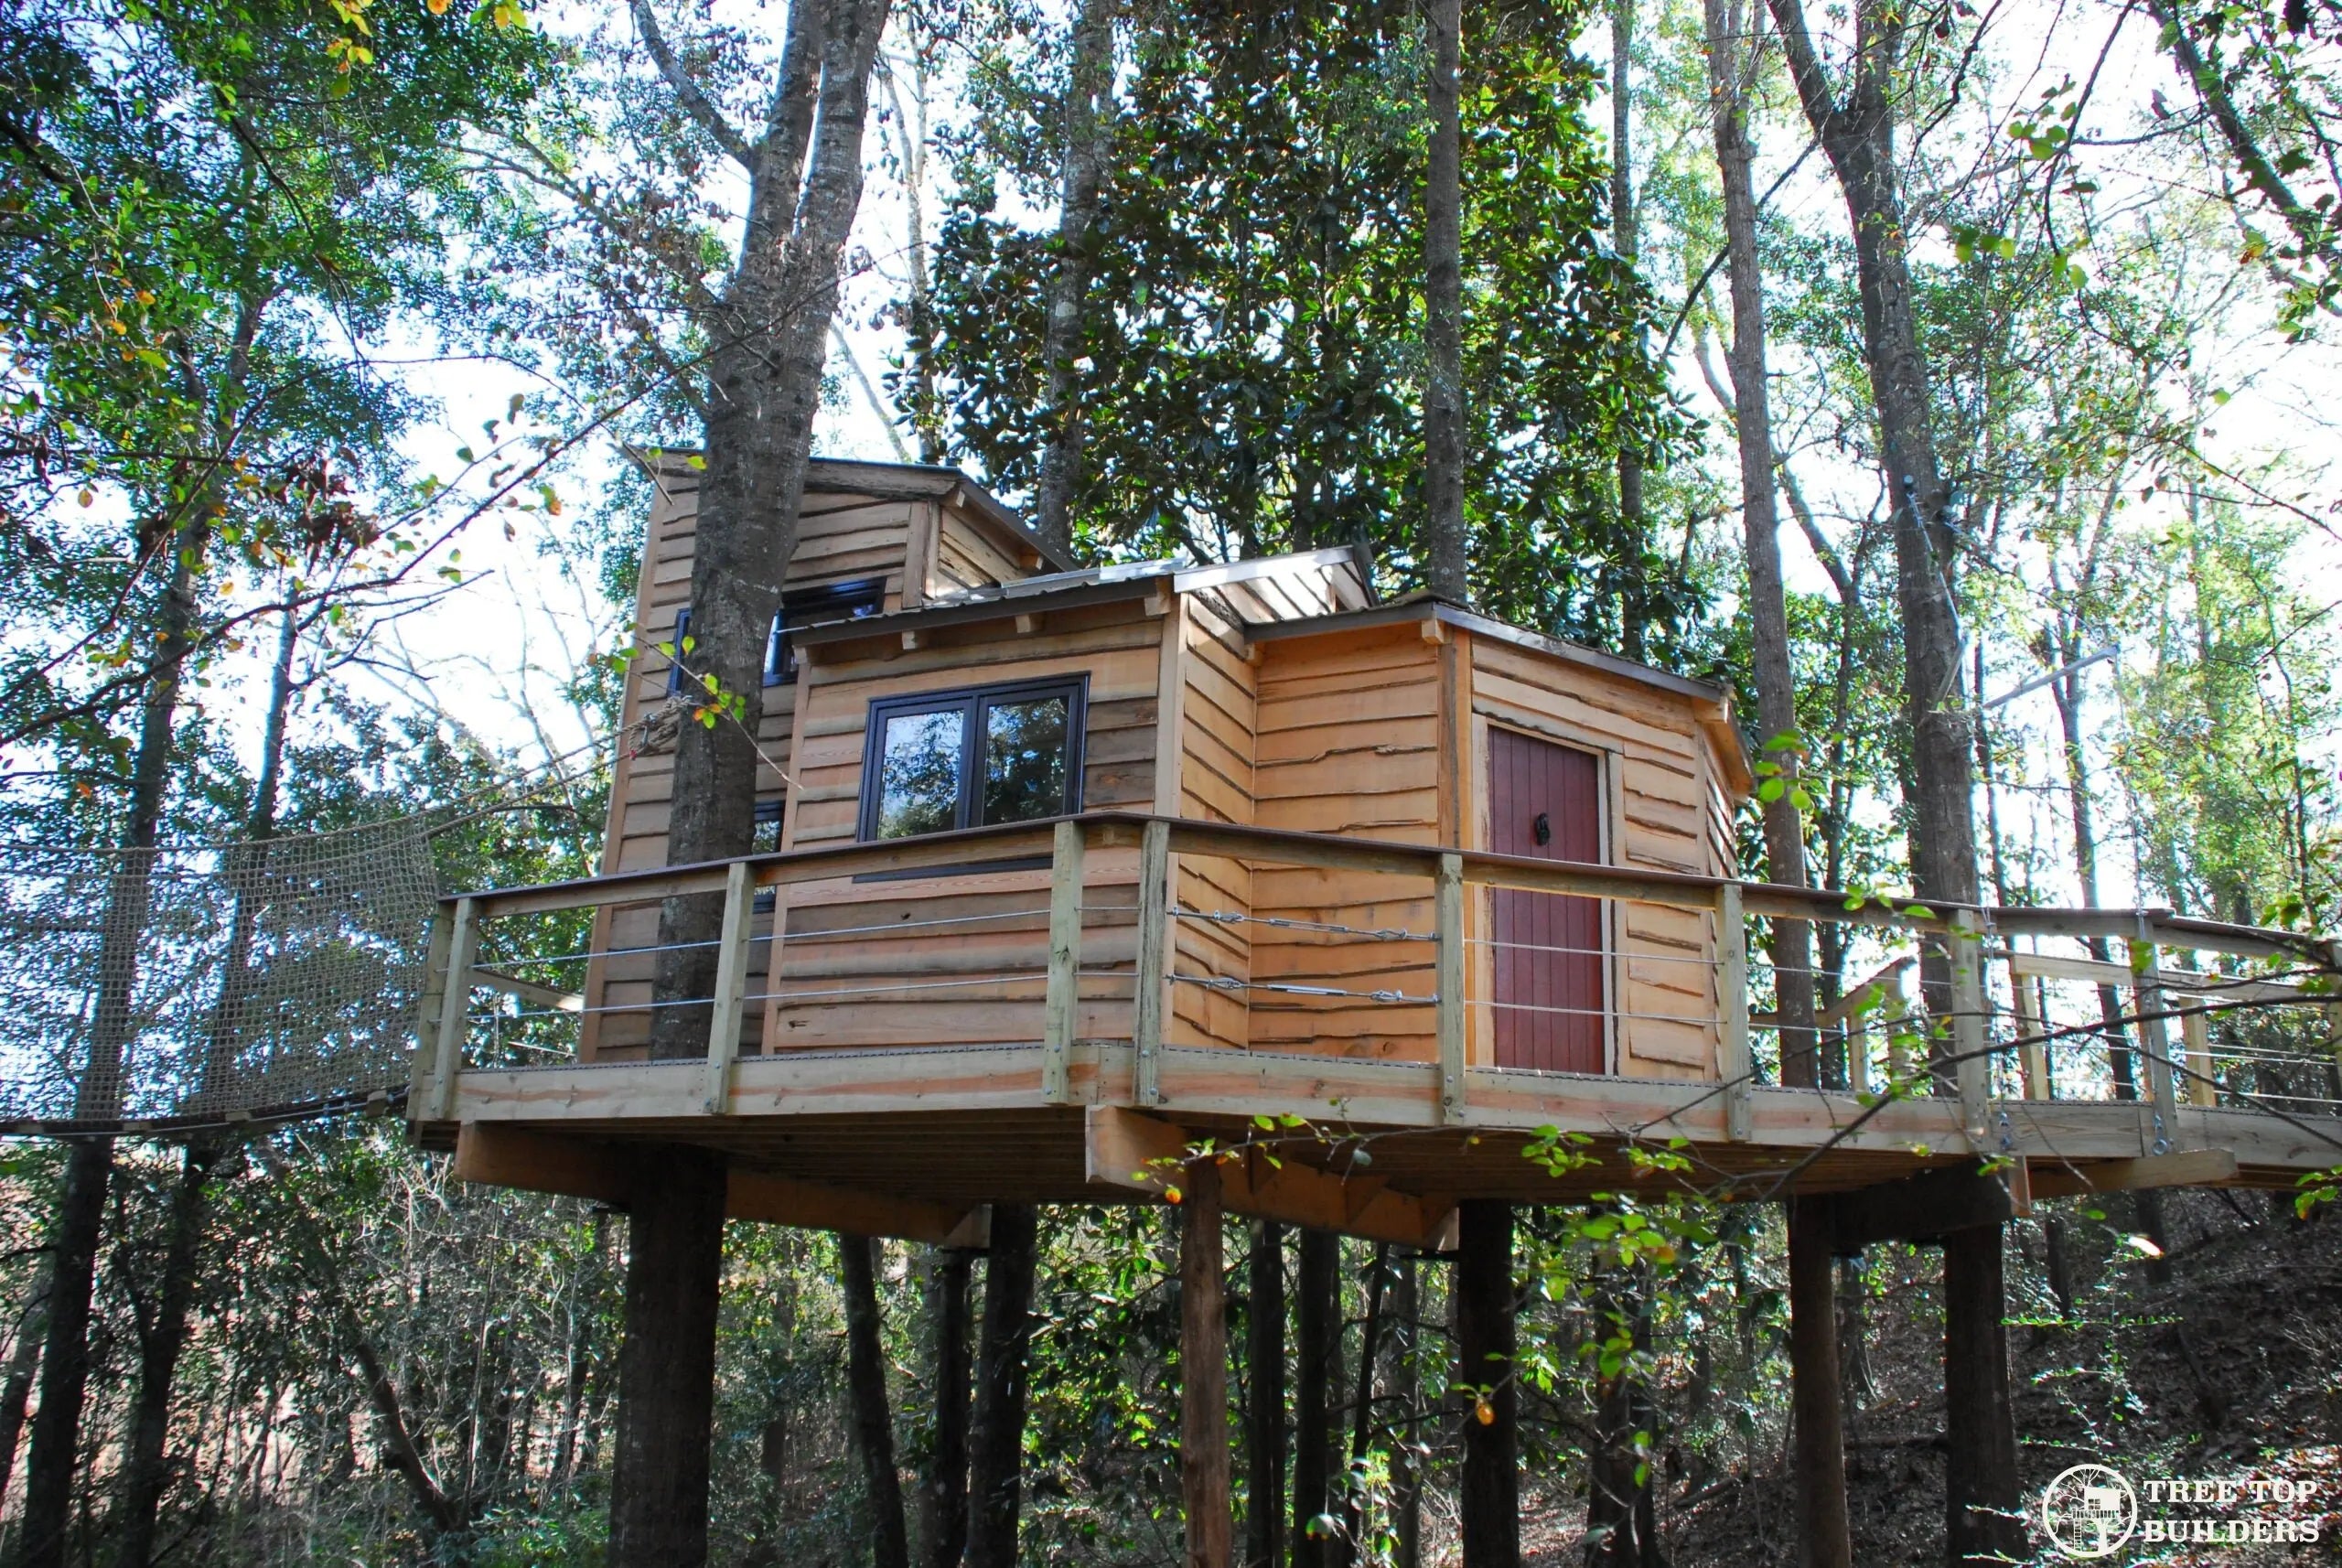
[410,813,2342,1244]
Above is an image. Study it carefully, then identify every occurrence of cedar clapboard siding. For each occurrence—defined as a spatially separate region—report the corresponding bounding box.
[1462,634,1723,1082]
[1168,594,1257,1051]
[756,600,1166,1052]
[581,459,1038,1060]
[1246,626,1445,1062]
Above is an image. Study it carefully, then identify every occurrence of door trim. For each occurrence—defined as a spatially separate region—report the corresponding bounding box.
[1479,720,1618,1075]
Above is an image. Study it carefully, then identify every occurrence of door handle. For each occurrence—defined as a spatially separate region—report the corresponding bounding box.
[1532,811,1552,847]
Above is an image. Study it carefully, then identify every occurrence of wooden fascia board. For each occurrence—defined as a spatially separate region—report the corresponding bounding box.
[450,1122,989,1242]
[1084,1106,1456,1247]
[791,575,1171,652]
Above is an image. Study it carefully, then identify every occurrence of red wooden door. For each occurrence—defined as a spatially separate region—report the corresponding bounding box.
[1488,728,1607,1072]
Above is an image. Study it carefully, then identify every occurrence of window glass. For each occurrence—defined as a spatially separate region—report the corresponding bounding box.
[982,696,1069,825]
[876,709,965,838]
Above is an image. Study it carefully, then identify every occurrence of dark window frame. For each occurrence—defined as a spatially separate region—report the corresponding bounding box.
[855,674,1089,843]
[663,576,886,696]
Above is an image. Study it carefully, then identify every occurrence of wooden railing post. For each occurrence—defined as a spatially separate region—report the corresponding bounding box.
[408,907,457,1109]
[704,859,755,1113]
[1043,819,1086,1104]
[1947,910,1990,1134]
[2178,999,2217,1108]
[1133,819,1170,1107]
[2130,918,2178,1148]
[2009,961,2049,1101]
[1716,882,1751,1142]
[424,896,479,1122]
[1435,854,1466,1123]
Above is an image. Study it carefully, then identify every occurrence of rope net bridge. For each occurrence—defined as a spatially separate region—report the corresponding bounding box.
[0,819,440,1135]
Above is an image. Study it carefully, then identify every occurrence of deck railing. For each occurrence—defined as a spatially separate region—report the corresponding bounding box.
[410,813,2342,1139]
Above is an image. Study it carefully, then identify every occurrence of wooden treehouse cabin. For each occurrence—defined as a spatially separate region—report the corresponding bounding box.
[413,456,2342,1253]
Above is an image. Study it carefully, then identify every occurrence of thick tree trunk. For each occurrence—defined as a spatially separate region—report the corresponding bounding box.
[1422,0,1467,603]
[1763,7,2013,1563]
[1181,1162,1231,1568]
[609,1149,730,1568]
[1292,1229,1338,1568]
[1339,1246,1391,1568]
[964,1204,1038,1568]
[1031,0,1119,553]
[19,515,207,1568]
[925,1248,973,1568]
[1244,1221,1286,1568]
[1940,1227,2021,1566]
[1455,1202,1519,1568]
[618,4,889,1557]
[842,1234,911,1568]
[1788,1201,1852,1568]
[2047,662,2140,1101]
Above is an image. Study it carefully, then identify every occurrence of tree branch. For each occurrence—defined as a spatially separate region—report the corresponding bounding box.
[631,0,756,170]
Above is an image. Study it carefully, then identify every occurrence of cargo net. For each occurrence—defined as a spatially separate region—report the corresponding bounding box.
[0,818,439,1133]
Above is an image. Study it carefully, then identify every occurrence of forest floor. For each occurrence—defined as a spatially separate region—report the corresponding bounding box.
[1531,1194,2342,1566]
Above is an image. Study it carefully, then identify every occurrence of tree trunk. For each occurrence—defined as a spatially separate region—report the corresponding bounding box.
[18,511,208,1568]
[2047,658,2140,1101]
[1291,1229,1338,1568]
[1611,0,1646,656]
[0,1270,49,1515]
[1422,0,1467,603]
[1455,1202,1519,1568]
[964,1203,1038,1568]
[1339,1245,1391,1568]
[1763,6,2013,1562]
[1703,10,1842,1560]
[926,1247,974,1568]
[1788,1201,1851,1568]
[842,1234,911,1568]
[1939,1227,2021,1567]
[1181,1162,1231,1568]
[114,1139,228,1567]
[1585,1258,1660,1568]
[1244,1221,1286,1568]
[609,1149,730,1568]
[1390,1253,1423,1568]
[1031,0,1119,554]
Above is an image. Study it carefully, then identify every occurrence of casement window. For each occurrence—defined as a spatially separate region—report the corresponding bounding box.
[663,576,886,695]
[857,677,1087,841]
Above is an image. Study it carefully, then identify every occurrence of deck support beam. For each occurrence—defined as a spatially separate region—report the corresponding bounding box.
[1085,1106,1455,1248]
[1455,1200,1520,1568]
[1178,1155,1231,1568]
[703,859,755,1113]
[2026,1148,2240,1198]
[450,1122,989,1244]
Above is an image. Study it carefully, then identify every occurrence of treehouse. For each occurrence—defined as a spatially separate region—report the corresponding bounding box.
[411,456,2342,1251]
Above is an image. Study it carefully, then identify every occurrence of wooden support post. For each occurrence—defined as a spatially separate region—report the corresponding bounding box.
[2130,918,2179,1150]
[1716,883,1752,1142]
[1456,1200,1520,1568]
[1788,1198,1852,1568]
[704,859,755,1114]
[1884,963,1914,1083]
[1043,820,1086,1104]
[2010,967,2049,1101]
[1133,819,1170,1107]
[408,908,456,1108]
[1436,853,1466,1123]
[2179,1000,2217,1108]
[424,897,479,1122]
[1179,1157,1231,1568]
[1947,911,1989,1137]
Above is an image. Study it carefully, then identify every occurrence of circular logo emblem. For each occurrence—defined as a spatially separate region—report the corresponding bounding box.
[2042,1464,2138,1560]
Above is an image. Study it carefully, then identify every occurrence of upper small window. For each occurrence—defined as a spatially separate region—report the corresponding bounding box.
[768,578,885,683]
[858,677,1087,841]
